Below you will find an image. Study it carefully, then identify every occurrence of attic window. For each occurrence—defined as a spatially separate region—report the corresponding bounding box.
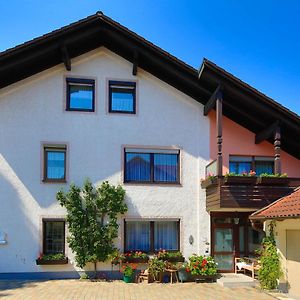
[109,81,136,114]
[66,78,95,112]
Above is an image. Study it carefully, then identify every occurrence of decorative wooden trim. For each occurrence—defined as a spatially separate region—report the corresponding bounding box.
[216,90,223,177]
[274,126,281,174]
[203,85,222,116]
[60,44,71,71]
[255,120,280,144]
[132,50,138,76]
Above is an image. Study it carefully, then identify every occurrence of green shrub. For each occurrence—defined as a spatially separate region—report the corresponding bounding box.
[258,222,282,290]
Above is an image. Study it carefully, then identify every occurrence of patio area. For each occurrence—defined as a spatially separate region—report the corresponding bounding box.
[0,279,285,300]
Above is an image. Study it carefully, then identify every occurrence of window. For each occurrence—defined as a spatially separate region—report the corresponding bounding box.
[125,220,179,252]
[43,220,65,255]
[109,81,136,113]
[229,156,252,174]
[124,148,180,183]
[229,156,274,175]
[43,145,66,182]
[66,78,95,111]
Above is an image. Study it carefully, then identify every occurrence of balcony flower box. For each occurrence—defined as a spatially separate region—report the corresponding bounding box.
[36,257,68,265]
[224,176,257,185]
[256,177,291,186]
[201,177,218,188]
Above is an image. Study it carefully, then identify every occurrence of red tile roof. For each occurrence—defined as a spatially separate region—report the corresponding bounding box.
[250,188,300,220]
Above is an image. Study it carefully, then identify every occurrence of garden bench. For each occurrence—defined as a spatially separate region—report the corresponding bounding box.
[234,257,260,279]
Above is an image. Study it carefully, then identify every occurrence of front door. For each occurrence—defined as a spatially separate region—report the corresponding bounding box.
[213,226,234,271]
[211,212,263,272]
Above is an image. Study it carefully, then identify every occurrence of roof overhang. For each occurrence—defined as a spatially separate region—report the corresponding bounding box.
[0,12,299,159]
[199,59,300,159]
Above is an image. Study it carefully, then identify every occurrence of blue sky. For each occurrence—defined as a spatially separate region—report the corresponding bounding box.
[1,0,299,115]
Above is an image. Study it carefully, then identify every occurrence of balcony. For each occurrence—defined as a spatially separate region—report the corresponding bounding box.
[201,175,300,211]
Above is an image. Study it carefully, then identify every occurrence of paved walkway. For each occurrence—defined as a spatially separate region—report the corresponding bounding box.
[0,280,279,300]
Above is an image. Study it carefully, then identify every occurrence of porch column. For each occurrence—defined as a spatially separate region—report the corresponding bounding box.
[274,126,281,174]
[216,90,223,177]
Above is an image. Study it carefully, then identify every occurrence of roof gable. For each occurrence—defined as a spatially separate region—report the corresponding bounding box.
[1,12,299,159]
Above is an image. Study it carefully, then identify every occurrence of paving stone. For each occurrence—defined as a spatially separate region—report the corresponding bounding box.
[0,280,277,300]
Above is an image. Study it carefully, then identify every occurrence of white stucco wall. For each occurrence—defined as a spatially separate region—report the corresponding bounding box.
[0,48,210,275]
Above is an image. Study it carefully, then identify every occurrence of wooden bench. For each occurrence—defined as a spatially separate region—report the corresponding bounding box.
[235,257,260,279]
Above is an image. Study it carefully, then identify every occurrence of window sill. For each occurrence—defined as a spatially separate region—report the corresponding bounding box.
[42,179,67,184]
[66,108,95,113]
[124,181,182,187]
[36,257,68,265]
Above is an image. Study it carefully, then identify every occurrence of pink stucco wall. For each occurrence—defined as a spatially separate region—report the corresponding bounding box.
[208,111,300,177]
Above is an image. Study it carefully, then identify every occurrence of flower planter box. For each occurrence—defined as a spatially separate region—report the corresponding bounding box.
[158,256,185,263]
[201,177,218,188]
[256,177,290,186]
[123,257,149,263]
[191,274,217,283]
[36,258,68,265]
[224,176,257,185]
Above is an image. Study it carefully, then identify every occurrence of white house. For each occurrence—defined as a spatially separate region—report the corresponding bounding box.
[0,12,299,279]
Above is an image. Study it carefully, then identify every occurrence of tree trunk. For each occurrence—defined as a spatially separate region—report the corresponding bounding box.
[93,261,97,279]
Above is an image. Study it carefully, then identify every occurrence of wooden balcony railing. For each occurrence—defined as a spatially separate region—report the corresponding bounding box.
[201,176,300,211]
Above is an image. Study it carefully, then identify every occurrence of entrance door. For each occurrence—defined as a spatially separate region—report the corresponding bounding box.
[213,226,234,271]
[211,212,263,272]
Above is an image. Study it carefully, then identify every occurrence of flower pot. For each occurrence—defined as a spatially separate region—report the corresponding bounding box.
[178,269,190,282]
[224,176,256,185]
[123,275,133,283]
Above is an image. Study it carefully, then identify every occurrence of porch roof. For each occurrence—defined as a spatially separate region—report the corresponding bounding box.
[250,187,300,220]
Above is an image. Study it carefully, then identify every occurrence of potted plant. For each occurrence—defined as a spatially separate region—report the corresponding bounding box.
[36,253,68,265]
[148,257,165,282]
[121,264,137,283]
[109,249,125,265]
[157,250,184,262]
[177,262,190,282]
[123,251,149,263]
[187,255,217,282]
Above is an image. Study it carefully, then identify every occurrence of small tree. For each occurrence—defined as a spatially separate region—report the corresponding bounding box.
[258,221,282,290]
[56,179,127,278]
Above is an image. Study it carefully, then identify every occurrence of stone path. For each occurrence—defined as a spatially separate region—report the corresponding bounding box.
[0,280,278,300]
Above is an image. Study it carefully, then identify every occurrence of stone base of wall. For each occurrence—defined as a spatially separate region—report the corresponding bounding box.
[0,270,124,280]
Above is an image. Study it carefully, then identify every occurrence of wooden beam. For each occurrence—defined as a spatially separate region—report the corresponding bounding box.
[204,85,222,116]
[60,45,71,71]
[274,126,281,174]
[216,91,223,177]
[255,120,280,144]
[132,50,138,76]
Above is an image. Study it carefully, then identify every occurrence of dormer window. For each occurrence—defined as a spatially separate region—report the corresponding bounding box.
[109,81,136,114]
